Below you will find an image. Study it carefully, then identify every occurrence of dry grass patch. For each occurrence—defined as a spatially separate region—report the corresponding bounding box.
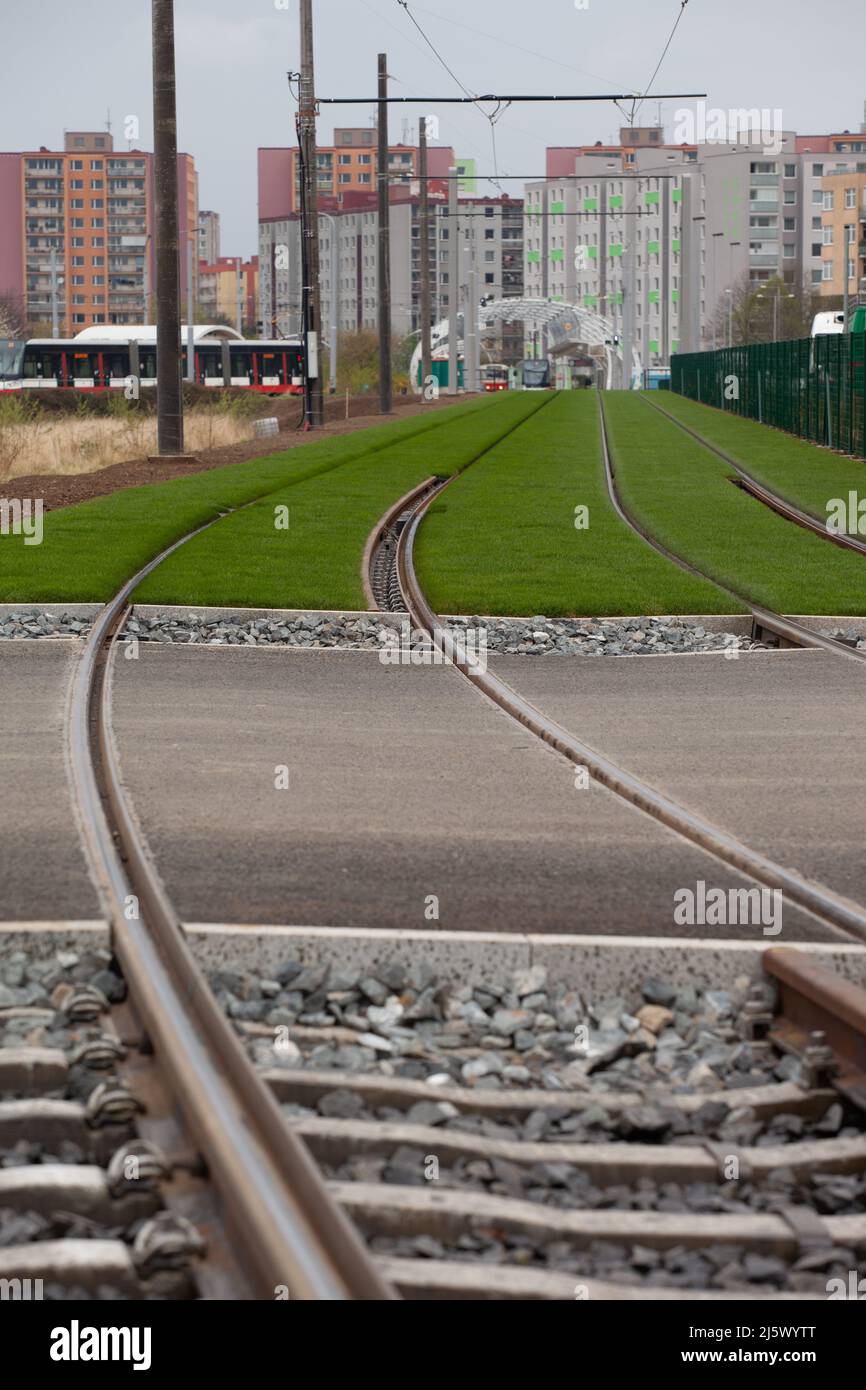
[0,400,259,481]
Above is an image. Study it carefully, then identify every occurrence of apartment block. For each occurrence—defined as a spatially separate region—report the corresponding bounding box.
[198,209,221,265]
[528,110,866,366]
[198,256,259,332]
[258,188,524,363]
[819,170,866,299]
[525,135,697,367]
[258,127,457,218]
[0,131,198,335]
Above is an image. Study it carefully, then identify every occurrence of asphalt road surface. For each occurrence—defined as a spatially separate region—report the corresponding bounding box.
[107,645,832,939]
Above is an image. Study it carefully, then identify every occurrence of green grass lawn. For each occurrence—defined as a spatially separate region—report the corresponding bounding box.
[0,398,491,602]
[654,390,866,524]
[134,390,547,610]
[415,391,739,616]
[605,392,866,614]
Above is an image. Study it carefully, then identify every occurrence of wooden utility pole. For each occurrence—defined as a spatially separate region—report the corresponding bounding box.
[419,117,432,397]
[151,0,183,454]
[298,0,323,426]
[377,53,392,414]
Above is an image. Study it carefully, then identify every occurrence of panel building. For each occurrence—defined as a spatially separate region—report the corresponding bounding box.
[0,131,199,335]
[526,108,866,368]
[259,186,523,364]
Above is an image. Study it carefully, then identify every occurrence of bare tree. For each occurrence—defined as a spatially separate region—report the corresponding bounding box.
[709,271,824,348]
[0,291,27,339]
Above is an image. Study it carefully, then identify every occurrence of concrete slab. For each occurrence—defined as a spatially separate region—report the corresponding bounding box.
[110,646,830,938]
[494,648,866,917]
[185,925,866,993]
[0,645,100,921]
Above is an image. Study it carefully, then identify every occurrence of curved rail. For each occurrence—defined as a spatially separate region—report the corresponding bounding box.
[643,393,866,558]
[69,521,393,1301]
[598,393,866,666]
[395,483,866,943]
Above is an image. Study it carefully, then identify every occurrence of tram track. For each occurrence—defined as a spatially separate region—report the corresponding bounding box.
[599,393,866,663]
[4,400,866,1301]
[1,513,393,1301]
[641,393,866,560]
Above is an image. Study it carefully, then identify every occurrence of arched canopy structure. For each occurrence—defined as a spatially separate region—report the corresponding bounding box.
[411,298,641,391]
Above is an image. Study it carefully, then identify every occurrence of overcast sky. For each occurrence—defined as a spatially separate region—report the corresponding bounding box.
[2,0,865,254]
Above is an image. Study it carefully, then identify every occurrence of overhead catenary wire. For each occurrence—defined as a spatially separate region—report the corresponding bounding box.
[629,0,692,124]
[394,0,511,192]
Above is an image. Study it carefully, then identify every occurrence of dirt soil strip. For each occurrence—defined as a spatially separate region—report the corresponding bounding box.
[4,394,463,513]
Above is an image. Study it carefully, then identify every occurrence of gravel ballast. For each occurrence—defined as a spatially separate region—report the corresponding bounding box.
[0,608,764,657]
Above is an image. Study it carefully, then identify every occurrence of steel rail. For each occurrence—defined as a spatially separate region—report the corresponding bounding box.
[362,475,441,610]
[598,393,866,665]
[395,474,866,944]
[68,520,394,1301]
[764,947,866,1111]
[643,393,866,558]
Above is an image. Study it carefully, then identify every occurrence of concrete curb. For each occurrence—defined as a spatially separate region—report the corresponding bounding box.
[3,922,865,993]
[182,925,866,994]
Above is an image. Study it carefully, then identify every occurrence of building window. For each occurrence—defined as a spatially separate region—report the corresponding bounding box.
[812,243,822,257]
[338,174,351,184]
[822,261,833,280]
[784,163,797,178]
[846,187,856,208]
[70,159,83,171]
[485,228,495,239]
[90,200,103,209]
[71,256,85,266]
[485,273,495,283]
[783,244,795,258]
[90,159,103,169]
[70,198,84,209]
[91,218,103,228]
[823,225,834,244]
[812,215,821,229]
[813,163,824,176]
[784,217,795,231]
[71,275,85,286]
[783,191,796,204]
[823,191,834,210]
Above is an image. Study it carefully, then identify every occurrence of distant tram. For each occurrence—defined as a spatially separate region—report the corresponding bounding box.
[0,325,304,393]
[522,358,552,390]
[481,363,510,392]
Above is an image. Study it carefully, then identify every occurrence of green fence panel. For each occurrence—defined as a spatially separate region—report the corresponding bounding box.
[670,333,866,458]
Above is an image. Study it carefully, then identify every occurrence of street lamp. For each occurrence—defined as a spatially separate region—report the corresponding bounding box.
[318,212,339,394]
[711,231,724,348]
[725,288,733,348]
[843,222,853,330]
